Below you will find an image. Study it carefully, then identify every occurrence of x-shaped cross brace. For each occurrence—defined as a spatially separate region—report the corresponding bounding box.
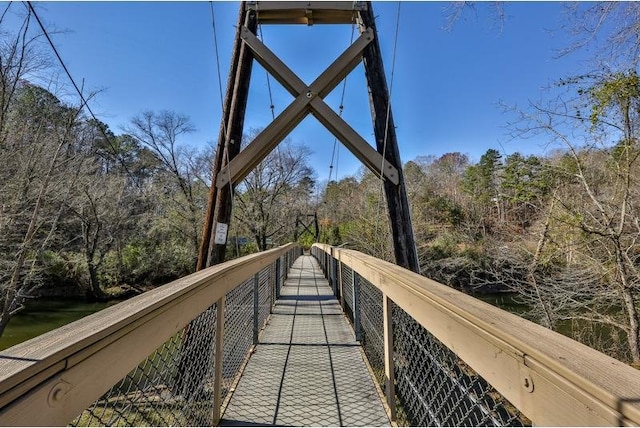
[215,25,400,189]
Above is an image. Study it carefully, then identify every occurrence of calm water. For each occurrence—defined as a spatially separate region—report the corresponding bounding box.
[0,298,118,351]
[473,292,530,316]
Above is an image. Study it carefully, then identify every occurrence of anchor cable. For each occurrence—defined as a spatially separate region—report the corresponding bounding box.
[25,1,140,187]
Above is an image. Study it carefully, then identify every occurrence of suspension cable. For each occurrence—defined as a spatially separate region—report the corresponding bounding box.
[327,22,357,185]
[25,1,140,187]
[374,2,402,255]
[258,24,276,121]
[255,4,281,162]
[210,2,226,123]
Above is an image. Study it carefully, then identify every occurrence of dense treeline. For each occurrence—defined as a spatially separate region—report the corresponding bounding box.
[0,5,317,338]
[2,2,640,368]
[317,71,640,365]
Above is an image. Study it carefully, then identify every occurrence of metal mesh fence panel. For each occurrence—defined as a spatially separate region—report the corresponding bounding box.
[72,305,219,426]
[280,255,287,285]
[358,277,385,388]
[258,266,272,331]
[222,278,255,398]
[393,304,529,427]
[341,263,354,323]
[72,254,291,427]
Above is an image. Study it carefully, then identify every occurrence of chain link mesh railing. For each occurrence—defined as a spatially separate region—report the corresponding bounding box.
[341,264,354,324]
[393,304,528,426]
[312,246,529,427]
[221,278,255,400]
[72,246,301,427]
[358,277,385,388]
[72,305,218,426]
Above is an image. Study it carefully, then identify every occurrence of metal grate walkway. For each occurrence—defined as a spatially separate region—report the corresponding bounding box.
[220,255,391,426]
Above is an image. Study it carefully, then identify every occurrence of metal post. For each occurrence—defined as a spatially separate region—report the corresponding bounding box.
[331,250,338,297]
[284,253,289,280]
[353,271,362,341]
[253,272,259,345]
[383,294,397,420]
[270,262,275,313]
[325,253,329,278]
[338,261,345,309]
[327,250,333,290]
[275,258,281,299]
[212,296,225,425]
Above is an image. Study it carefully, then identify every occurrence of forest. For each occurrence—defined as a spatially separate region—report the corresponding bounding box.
[1,2,640,368]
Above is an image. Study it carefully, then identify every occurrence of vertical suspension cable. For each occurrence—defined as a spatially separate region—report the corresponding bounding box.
[258,24,276,121]
[327,22,357,184]
[322,6,358,244]
[256,6,281,164]
[210,2,226,121]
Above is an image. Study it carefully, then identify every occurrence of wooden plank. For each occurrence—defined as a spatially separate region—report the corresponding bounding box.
[312,244,640,426]
[0,244,298,423]
[309,28,374,99]
[249,2,364,12]
[215,94,311,189]
[221,25,399,187]
[310,97,399,185]
[239,26,306,96]
[249,1,364,26]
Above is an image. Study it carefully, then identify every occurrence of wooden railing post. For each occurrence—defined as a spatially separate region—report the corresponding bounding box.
[212,296,225,425]
[383,295,396,421]
[353,271,362,341]
[253,272,259,345]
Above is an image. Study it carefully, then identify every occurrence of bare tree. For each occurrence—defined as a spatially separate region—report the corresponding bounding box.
[0,4,50,144]
[0,82,87,337]
[125,110,204,263]
[234,133,315,251]
[498,71,640,363]
[559,2,640,69]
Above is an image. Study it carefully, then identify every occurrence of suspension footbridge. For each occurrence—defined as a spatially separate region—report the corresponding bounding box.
[1,2,640,426]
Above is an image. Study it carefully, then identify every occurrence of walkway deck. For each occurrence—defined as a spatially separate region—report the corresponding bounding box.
[220,255,391,427]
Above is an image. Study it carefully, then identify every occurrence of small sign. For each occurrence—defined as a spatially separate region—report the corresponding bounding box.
[214,223,228,245]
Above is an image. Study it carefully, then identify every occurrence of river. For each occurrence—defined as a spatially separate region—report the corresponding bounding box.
[0,298,119,351]
[0,292,528,352]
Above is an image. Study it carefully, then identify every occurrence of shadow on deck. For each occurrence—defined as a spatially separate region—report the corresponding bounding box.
[219,256,391,427]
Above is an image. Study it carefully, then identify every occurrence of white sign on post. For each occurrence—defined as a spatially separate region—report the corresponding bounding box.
[214,222,228,245]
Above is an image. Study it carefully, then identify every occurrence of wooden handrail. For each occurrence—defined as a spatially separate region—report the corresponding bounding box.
[312,243,640,426]
[0,243,298,426]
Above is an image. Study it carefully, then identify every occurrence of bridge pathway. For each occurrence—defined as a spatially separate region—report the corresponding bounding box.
[220,255,391,426]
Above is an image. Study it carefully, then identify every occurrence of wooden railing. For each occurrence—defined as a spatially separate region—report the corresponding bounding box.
[0,243,299,426]
[312,243,640,426]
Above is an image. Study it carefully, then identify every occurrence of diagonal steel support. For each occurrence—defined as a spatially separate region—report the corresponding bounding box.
[215,26,399,189]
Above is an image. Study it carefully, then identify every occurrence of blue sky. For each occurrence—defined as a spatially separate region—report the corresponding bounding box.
[6,2,592,182]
